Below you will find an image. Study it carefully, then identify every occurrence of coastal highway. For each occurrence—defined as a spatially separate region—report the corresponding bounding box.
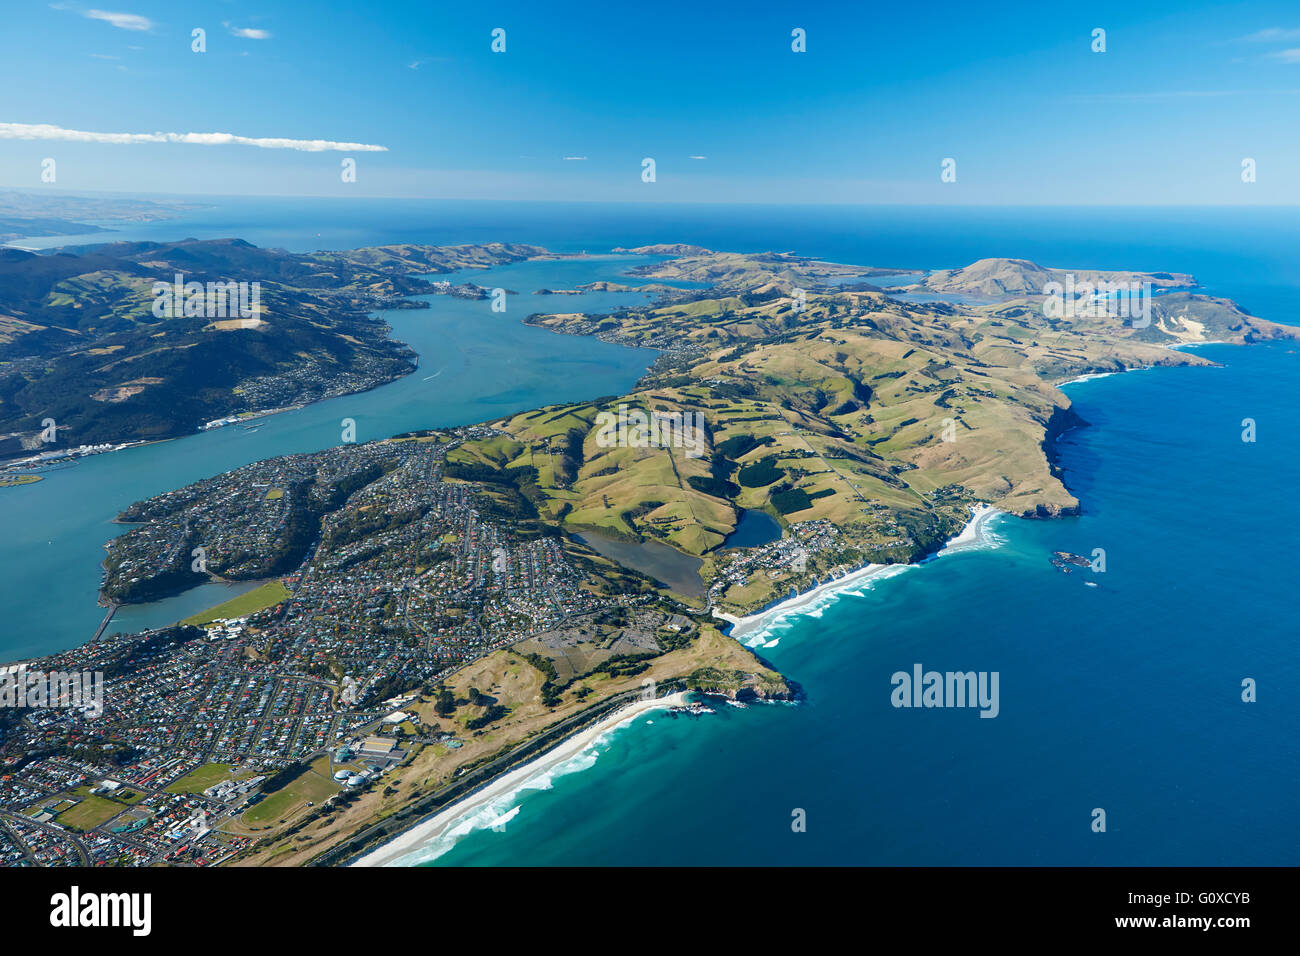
[309,685,676,866]
[90,603,118,643]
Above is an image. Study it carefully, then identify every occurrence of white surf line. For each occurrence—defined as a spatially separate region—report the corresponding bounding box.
[721,503,1003,646]
[351,691,689,867]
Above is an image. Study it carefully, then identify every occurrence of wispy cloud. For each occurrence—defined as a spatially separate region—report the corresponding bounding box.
[225,22,271,40]
[1242,27,1300,42]
[85,9,152,31]
[562,156,588,161]
[1267,48,1300,63]
[1062,88,1300,103]
[0,122,387,152]
[689,155,707,160]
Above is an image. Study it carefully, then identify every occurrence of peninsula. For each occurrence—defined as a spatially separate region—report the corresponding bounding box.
[1,242,1292,868]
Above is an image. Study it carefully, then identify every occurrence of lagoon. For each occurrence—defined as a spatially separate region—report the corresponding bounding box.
[722,509,782,549]
[572,530,706,600]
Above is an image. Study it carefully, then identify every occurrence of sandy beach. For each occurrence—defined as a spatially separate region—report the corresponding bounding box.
[726,562,904,643]
[351,690,689,867]
[934,501,1002,555]
[1058,341,1239,389]
[725,503,1003,645]
[1056,370,1124,387]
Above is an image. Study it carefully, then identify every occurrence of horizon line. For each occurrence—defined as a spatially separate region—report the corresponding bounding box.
[4,185,1300,209]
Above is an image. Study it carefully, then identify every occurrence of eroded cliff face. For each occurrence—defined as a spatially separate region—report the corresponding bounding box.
[1024,499,1082,518]
[735,676,801,702]
[1019,402,1090,519]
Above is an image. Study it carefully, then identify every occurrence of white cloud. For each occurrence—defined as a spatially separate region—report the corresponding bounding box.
[689,155,707,160]
[562,156,588,161]
[1267,48,1300,62]
[227,25,271,39]
[407,56,450,70]
[0,122,387,152]
[1243,27,1300,42]
[85,9,152,31]
[1064,89,1259,103]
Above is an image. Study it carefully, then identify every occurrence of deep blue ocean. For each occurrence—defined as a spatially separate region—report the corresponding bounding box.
[6,199,1298,864]
[421,345,1300,866]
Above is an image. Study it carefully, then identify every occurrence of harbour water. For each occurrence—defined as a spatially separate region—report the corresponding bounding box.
[3,199,1298,864]
[0,255,659,660]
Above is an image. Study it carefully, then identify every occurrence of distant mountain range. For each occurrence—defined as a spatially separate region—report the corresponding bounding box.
[0,189,203,243]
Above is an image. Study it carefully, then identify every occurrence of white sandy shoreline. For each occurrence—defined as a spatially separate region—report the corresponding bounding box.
[721,502,1002,644]
[1056,340,1242,389]
[350,505,1004,866]
[935,501,1003,554]
[351,690,688,867]
[1056,370,1125,387]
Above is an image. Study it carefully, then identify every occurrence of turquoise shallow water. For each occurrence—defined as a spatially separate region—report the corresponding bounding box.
[421,342,1300,866]
[3,200,1298,864]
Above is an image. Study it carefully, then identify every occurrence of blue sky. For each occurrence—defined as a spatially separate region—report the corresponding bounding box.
[4,0,1300,202]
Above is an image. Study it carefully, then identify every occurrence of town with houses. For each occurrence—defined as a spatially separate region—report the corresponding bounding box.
[0,424,763,866]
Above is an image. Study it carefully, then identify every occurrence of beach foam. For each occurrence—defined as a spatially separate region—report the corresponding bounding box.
[934,502,1005,556]
[1057,371,1121,387]
[727,503,1005,647]
[352,691,687,867]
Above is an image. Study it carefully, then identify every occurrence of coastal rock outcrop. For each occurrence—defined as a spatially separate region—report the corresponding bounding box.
[687,666,798,702]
